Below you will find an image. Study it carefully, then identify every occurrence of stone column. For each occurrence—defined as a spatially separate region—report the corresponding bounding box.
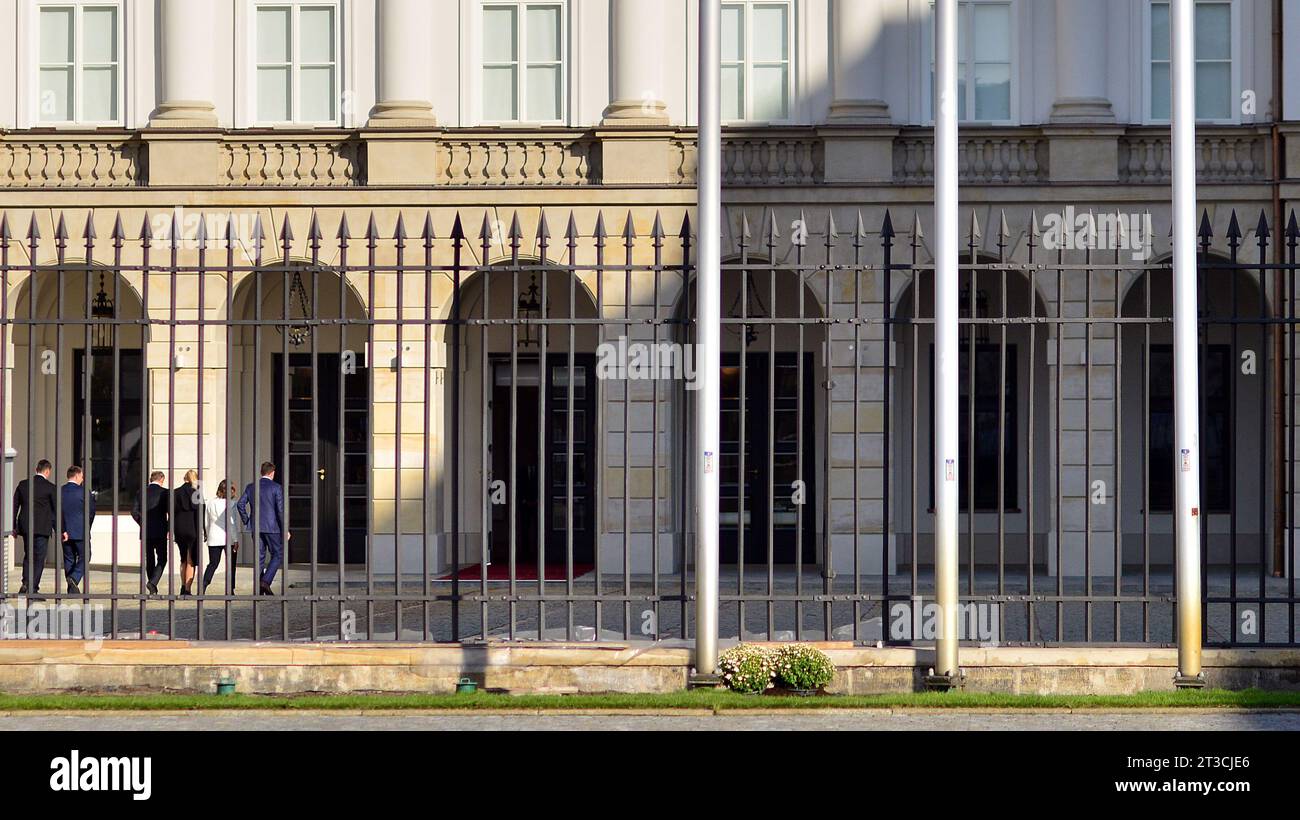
[602,0,669,124]
[150,0,218,126]
[1049,0,1114,123]
[146,0,221,184]
[1044,0,1120,182]
[368,0,439,126]
[828,0,890,122]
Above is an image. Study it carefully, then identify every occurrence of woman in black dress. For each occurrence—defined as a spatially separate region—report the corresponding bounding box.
[174,470,204,596]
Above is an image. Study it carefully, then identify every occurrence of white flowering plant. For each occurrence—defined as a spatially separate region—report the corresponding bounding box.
[772,644,836,692]
[716,644,776,694]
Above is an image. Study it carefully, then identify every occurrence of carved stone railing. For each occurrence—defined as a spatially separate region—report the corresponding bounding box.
[0,134,145,187]
[893,128,1048,184]
[433,130,597,186]
[1119,127,1270,183]
[721,129,823,186]
[218,133,364,187]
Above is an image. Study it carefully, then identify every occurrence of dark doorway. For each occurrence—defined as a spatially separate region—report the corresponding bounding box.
[719,352,816,565]
[273,353,370,564]
[489,354,596,567]
[73,348,145,513]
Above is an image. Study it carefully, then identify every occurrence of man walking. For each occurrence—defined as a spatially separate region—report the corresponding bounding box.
[60,465,95,594]
[12,459,57,596]
[236,462,288,596]
[132,471,170,595]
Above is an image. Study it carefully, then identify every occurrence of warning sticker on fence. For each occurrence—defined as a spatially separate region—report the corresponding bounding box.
[945,459,955,481]
[1180,449,1192,472]
[704,452,715,475]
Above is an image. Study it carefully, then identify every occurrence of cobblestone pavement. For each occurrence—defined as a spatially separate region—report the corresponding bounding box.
[4,710,1299,731]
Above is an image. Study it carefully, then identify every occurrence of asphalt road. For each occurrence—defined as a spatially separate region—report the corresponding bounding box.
[5,709,1299,731]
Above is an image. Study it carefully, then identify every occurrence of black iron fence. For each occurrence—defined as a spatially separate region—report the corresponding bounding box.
[0,206,1296,647]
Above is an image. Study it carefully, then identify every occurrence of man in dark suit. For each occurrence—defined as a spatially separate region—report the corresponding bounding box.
[59,465,95,594]
[236,461,289,596]
[131,471,170,595]
[12,459,57,596]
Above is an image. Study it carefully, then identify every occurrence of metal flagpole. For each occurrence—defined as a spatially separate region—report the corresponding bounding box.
[693,0,722,682]
[1170,0,1204,687]
[928,0,961,689]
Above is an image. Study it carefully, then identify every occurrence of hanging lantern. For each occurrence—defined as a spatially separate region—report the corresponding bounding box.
[517,273,542,348]
[90,272,115,351]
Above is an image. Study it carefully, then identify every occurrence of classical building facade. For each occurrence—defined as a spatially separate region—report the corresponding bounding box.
[2,0,1299,643]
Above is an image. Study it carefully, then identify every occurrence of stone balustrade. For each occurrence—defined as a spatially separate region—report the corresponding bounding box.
[0,135,145,187]
[0,126,1280,189]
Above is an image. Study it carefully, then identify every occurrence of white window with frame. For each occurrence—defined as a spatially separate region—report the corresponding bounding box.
[481,2,566,124]
[927,0,1014,124]
[37,1,122,125]
[254,2,340,125]
[721,1,793,123]
[1149,0,1235,122]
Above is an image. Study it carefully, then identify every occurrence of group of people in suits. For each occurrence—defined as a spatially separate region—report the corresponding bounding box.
[11,460,289,598]
[11,460,92,596]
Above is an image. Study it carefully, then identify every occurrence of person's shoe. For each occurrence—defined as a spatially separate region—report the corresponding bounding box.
[259,582,275,596]
[67,579,80,595]
[18,584,27,595]
[180,586,192,597]
[146,582,158,596]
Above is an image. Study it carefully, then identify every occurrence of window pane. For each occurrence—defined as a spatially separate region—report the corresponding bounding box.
[752,4,787,62]
[299,65,335,121]
[1151,61,1171,120]
[722,64,743,121]
[973,62,1010,121]
[721,4,743,63]
[483,6,517,62]
[972,3,1009,62]
[1195,2,1231,61]
[483,65,517,120]
[299,6,335,64]
[1151,3,1169,63]
[257,7,291,64]
[39,67,72,121]
[1196,61,1231,119]
[81,66,117,120]
[82,6,118,63]
[526,5,560,62]
[40,7,73,63]
[257,66,291,121]
[751,64,787,120]
[525,64,560,120]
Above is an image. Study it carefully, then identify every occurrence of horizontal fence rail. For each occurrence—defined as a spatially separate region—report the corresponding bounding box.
[0,207,1296,647]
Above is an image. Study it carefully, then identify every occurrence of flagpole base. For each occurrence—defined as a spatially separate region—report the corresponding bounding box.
[1174,672,1206,690]
[923,670,965,692]
[688,672,723,690]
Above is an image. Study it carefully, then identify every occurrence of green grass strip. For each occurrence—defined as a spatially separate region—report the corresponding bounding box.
[1,689,1300,712]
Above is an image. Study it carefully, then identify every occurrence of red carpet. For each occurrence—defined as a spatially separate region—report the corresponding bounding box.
[439,563,594,581]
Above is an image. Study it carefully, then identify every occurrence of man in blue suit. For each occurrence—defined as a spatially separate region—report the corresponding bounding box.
[60,465,95,594]
[236,461,289,595]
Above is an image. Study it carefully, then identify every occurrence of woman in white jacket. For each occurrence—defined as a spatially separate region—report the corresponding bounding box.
[202,479,241,595]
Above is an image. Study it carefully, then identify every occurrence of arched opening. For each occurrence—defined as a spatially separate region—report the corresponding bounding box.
[230,264,370,565]
[10,266,148,515]
[447,261,601,575]
[676,257,827,567]
[1119,256,1271,569]
[892,257,1052,572]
